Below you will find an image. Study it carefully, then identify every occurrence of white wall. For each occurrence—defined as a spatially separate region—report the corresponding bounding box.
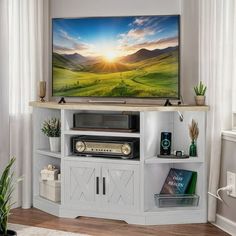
[217,139,236,223]
[51,0,181,18]
[181,0,199,104]
[49,0,199,104]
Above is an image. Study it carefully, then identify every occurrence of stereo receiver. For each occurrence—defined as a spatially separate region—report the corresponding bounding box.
[71,136,139,159]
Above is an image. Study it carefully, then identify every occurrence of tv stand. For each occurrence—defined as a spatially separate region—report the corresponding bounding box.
[30,101,209,225]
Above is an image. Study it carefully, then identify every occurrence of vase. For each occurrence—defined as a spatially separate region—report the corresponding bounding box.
[49,137,61,152]
[38,81,46,102]
[195,95,205,106]
[189,140,197,157]
[0,230,17,236]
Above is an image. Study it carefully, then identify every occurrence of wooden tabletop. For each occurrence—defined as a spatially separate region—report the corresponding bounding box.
[29,101,209,112]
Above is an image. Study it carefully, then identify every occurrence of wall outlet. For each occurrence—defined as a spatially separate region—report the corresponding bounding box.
[227,171,236,198]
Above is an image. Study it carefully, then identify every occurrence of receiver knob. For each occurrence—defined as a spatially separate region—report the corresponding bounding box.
[121,143,131,155]
[76,141,86,152]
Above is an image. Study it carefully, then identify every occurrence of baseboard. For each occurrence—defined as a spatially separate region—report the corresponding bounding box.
[213,214,236,236]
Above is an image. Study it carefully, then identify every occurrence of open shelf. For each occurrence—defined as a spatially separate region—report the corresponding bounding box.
[64,130,140,138]
[145,156,204,164]
[65,155,140,165]
[144,162,205,214]
[36,149,61,159]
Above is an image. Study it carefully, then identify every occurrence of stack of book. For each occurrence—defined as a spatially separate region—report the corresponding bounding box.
[155,168,199,207]
[160,168,197,194]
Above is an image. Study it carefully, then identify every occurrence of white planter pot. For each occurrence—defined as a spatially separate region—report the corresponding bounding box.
[49,137,61,152]
[195,96,205,106]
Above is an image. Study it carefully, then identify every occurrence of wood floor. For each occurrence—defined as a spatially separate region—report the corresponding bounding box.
[9,208,229,236]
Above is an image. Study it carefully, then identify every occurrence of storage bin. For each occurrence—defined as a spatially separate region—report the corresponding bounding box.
[39,180,61,202]
[154,194,199,208]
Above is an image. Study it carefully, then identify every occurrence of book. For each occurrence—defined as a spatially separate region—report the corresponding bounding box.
[186,171,197,194]
[160,168,197,194]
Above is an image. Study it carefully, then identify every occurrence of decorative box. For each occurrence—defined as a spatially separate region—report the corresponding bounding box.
[40,165,59,181]
[39,180,61,202]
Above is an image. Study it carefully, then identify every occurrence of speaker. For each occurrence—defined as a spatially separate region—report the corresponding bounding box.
[73,113,139,131]
[160,132,172,155]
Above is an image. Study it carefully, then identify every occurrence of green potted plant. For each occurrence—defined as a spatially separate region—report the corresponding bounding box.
[194,81,207,105]
[41,117,61,152]
[0,157,17,236]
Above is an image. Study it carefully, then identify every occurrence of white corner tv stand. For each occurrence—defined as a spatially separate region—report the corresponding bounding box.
[30,101,209,225]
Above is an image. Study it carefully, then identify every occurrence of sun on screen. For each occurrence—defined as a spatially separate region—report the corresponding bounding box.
[104,51,117,62]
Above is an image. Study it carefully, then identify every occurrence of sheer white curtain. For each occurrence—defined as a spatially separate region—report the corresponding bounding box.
[0,0,49,208]
[0,0,10,175]
[199,0,236,222]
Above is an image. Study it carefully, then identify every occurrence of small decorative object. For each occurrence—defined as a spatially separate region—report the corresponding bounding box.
[0,157,18,236]
[41,165,59,181]
[194,81,207,105]
[38,81,46,102]
[41,118,61,152]
[160,132,172,155]
[174,150,185,157]
[188,119,199,157]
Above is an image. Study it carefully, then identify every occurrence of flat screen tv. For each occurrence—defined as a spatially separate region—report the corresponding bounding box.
[52,15,180,99]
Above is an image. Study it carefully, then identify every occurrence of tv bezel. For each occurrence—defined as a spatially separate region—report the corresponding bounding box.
[51,14,181,101]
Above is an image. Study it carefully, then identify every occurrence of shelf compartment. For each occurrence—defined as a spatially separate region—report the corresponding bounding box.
[63,130,140,137]
[33,108,61,151]
[154,194,199,208]
[144,163,205,212]
[36,149,61,159]
[145,157,204,164]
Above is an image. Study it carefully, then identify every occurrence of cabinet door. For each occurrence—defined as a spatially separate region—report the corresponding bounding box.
[101,164,139,212]
[64,160,100,209]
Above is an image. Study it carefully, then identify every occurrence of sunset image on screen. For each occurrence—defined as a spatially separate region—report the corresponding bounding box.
[52,15,179,98]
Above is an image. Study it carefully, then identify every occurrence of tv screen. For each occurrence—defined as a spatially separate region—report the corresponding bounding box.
[52,15,180,99]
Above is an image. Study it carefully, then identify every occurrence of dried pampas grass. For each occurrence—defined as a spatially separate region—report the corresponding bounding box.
[189,119,199,141]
